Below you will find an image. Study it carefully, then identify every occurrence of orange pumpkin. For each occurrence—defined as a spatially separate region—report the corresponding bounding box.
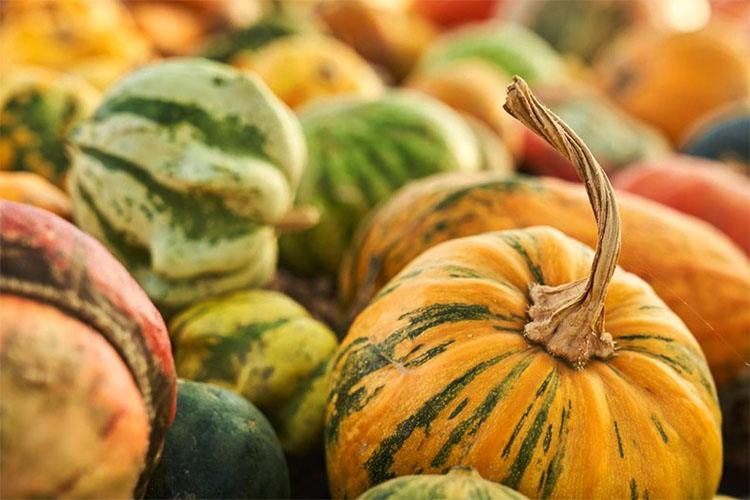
[595,21,750,144]
[406,61,524,159]
[0,172,72,219]
[340,165,749,389]
[326,78,722,499]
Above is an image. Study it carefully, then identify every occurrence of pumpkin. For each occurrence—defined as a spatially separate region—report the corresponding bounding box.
[144,380,290,499]
[519,84,668,181]
[681,103,750,169]
[411,0,502,29]
[339,137,749,388]
[504,0,653,63]
[68,58,306,310]
[417,22,565,85]
[613,155,750,254]
[170,289,339,455]
[0,201,176,498]
[233,35,385,110]
[464,115,515,174]
[318,0,438,81]
[279,91,481,277]
[0,171,72,219]
[595,21,750,144]
[200,16,300,63]
[357,467,527,499]
[718,368,749,497]
[127,1,211,56]
[406,61,524,160]
[0,0,152,89]
[326,77,721,499]
[0,66,100,188]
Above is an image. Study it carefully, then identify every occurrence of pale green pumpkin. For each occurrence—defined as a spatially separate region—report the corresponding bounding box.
[68,58,305,309]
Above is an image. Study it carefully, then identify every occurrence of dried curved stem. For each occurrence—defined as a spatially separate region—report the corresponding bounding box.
[504,76,621,368]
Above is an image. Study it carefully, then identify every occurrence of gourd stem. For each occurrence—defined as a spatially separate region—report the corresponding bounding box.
[274,206,320,233]
[503,76,621,368]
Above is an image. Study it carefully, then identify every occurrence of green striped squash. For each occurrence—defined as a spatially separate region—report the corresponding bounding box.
[0,66,100,188]
[200,16,299,63]
[279,91,481,277]
[357,468,528,500]
[418,22,565,85]
[68,58,305,309]
[170,289,339,455]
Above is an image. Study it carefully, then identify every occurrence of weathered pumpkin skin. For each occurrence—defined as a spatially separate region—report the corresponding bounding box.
[68,58,306,309]
[0,66,100,187]
[234,35,384,110]
[0,171,72,219]
[144,380,290,499]
[417,22,565,85]
[170,290,339,455]
[356,468,528,500]
[519,85,668,181]
[0,0,152,89]
[279,91,480,277]
[0,201,177,496]
[1,296,149,498]
[327,227,722,499]
[595,22,750,144]
[613,156,750,254]
[340,173,750,386]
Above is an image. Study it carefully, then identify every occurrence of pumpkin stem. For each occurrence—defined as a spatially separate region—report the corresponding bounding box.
[274,206,320,233]
[503,76,620,369]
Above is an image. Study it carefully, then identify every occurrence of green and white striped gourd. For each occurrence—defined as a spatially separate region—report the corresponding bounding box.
[170,289,338,455]
[68,58,305,309]
[418,22,565,85]
[357,468,528,500]
[279,91,481,277]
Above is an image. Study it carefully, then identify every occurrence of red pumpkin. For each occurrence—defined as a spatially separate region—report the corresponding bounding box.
[613,155,750,254]
[0,201,176,497]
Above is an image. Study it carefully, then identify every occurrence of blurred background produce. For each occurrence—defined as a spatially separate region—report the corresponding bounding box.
[1,0,748,498]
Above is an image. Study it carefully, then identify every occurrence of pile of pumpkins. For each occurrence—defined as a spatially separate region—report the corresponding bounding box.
[1,0,748,498]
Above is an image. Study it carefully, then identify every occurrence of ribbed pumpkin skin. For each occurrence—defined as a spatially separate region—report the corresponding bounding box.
[170,290,339,455]
[144,380,290,499]
[327,228,721,499]
[279,91,480,277]
[0,200,176,496]
[340,173,750,386]
[68,58,306,309]
[1,297,149,499]
[0,67,100,187]
[356,469,528,500]
[0,0,152,89]
[418,22,565,85]
[521,87,668,181]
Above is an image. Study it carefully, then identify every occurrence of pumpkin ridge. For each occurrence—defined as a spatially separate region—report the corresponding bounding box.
[93,96,273,161]
[501,369,556,460]
[502,370,561,489]
[361,351,522,485]
[431,355,537,469]
[76,145,253,241]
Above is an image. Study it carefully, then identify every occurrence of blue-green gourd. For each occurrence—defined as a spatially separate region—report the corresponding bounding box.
[68,58,306,309]
[279,91,482,277]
